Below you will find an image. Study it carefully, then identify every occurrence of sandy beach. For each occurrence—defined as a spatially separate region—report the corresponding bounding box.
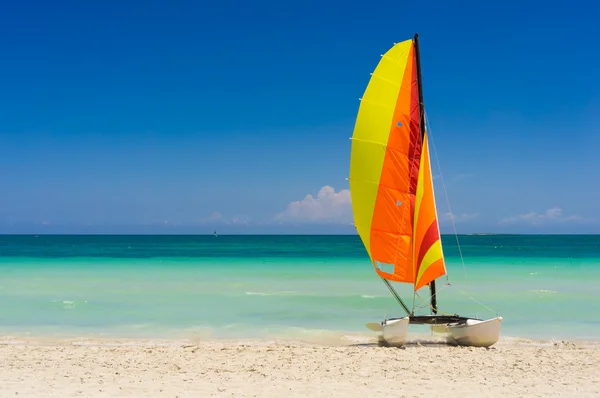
[1,336,599,397]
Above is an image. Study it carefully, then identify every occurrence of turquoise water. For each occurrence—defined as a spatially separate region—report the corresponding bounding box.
[0,235,598,341]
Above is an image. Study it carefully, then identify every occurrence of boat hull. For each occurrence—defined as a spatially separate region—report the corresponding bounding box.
[439,316,503,347]
[367,315,503,348]
[366,317,409,347]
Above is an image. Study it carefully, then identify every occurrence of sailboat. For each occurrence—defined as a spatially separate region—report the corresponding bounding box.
[349,34,502,348]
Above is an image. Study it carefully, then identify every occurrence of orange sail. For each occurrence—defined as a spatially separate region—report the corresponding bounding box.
[349,38,446,291]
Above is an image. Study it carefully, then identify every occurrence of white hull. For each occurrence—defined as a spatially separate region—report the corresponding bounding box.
[367,316,503,348]
[435,316,503,347]
[366,317,409,347]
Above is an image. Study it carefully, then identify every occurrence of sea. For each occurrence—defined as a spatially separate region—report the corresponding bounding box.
[0,234,598,342]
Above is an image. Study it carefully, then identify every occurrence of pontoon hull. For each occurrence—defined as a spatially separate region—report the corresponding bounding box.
[438,316,503,347]
[376,317,410,347]
[365,317,410,346]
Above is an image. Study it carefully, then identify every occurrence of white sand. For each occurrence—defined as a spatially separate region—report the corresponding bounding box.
[1,336,599,397]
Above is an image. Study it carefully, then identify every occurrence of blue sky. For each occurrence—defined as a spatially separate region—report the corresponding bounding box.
[0,0,598,234]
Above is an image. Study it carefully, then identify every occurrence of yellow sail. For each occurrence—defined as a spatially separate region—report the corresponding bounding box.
[349,37,446,291]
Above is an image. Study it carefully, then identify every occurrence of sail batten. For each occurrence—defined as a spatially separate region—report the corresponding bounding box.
[349,36,446,291]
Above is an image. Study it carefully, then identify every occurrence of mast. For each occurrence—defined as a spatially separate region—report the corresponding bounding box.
[413,33,438,315]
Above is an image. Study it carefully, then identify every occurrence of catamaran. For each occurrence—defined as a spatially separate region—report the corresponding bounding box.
[349,34,502,348]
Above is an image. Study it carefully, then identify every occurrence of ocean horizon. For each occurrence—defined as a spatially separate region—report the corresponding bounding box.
[1,234,598,342]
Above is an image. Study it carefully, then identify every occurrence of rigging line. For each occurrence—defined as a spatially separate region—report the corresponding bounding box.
[381,277,411,315]
[414,289,453,316]
[424,111,467,281]
[453,286,499,317]
[425,112,499,317]
[416,272,498,317]
[414,280,449,308]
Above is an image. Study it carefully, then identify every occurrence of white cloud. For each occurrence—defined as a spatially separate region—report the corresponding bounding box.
[499,207,582,225]
[276,185,352,224]
[197,211,251,225]
[229,215,250,225]
[199,211,223,224]
[444,212,479,223]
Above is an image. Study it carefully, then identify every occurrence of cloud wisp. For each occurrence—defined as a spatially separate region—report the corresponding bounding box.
[276,185,352,224]
[499,207,582,226]
[276,185,482,227]
[198,211,250,225]
[443,212,479,223]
